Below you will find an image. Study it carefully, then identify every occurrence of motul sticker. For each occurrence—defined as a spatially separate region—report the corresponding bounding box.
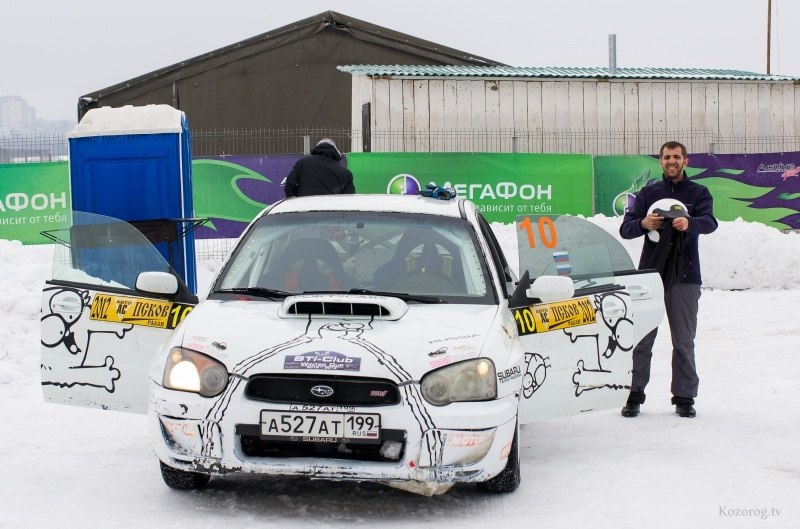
[512,297,596,336]
[89,293,193,329]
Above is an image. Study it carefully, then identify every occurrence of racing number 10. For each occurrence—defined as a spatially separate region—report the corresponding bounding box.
[168,304,193,329]
[519,216,558,249]
[513,307,538,335]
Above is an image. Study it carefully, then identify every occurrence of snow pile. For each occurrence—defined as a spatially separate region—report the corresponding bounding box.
[0,240,52,385]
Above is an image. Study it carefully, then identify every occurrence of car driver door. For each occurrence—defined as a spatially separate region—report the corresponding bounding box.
[513,214,664,423]
[40,212,196,414]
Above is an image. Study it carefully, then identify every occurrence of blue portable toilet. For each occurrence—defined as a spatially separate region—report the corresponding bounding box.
[68,104,197,293]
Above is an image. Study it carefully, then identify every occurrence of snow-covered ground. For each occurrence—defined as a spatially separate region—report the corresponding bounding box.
[1,216,798,529]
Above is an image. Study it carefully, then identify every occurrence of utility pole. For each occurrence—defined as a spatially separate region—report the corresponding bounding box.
[766,0,772,74]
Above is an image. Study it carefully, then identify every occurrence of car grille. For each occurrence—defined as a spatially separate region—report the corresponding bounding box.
[237,425,406,462]
[244,375,401,406]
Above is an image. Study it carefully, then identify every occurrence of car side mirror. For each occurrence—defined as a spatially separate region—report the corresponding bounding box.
[528,275,575,303]
[136,271,179,296]
[509,270,575,308]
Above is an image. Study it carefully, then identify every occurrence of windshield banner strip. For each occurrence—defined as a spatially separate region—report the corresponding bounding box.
[89,293,193,329]
[512,297,596,336]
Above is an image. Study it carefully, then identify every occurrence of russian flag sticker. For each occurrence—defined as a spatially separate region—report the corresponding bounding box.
[553,251,571,276]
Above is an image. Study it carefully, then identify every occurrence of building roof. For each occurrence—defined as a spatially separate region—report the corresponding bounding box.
[80,11,502,105]
[337,65,800,81]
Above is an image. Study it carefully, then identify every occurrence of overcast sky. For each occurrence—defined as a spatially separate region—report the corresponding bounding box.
[2,0,797,121]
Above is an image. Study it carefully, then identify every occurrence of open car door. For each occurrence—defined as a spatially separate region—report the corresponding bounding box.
[513,215,664,423]
[40,212,197,413]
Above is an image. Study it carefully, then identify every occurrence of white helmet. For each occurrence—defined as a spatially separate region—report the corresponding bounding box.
[646,198,688,242]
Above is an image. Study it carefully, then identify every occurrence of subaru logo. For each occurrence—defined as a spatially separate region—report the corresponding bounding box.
[310,385,334,398]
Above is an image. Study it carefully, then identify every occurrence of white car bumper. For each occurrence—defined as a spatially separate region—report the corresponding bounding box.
[148,381,518,489]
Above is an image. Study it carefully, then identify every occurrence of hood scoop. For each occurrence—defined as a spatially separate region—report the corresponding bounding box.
[279,294,408,321]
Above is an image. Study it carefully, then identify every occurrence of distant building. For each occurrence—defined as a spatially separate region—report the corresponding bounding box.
[0,96,74,162]
[0,96,75,134]
[0,96,37,130]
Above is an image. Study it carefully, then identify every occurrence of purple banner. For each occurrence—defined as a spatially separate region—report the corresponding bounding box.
[689,153,800,229]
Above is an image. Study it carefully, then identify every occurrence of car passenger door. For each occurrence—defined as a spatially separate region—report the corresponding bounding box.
[513,214,664,423]
[40,212,196,414]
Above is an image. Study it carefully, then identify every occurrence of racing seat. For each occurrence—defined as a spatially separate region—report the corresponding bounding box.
[373,228,465,293]
[263,238,354,292]
[414,243,442,275]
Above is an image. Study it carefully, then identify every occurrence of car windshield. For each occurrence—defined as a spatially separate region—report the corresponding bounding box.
[213,210,495,304]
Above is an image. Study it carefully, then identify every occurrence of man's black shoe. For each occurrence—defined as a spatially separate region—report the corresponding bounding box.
[675,404,696,418]
[621,403,640,417]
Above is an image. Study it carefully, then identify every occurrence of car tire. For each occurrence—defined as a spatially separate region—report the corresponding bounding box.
[159,460,211,490]
[477,421,520,493]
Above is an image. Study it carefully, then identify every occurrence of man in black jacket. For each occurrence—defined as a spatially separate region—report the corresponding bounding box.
[283,138,356,198]
[619,141,718,418]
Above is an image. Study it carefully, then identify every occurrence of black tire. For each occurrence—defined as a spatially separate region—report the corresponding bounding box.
[159,460,211,490]
[477,421,520,493]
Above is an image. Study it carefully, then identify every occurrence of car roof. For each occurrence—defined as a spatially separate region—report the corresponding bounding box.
[267,194,470,218]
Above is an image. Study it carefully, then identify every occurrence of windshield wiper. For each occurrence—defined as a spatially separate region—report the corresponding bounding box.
[348,288,445,304]
[213,287,292,300]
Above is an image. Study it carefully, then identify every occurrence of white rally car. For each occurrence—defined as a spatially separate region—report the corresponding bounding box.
[41,194,663,496]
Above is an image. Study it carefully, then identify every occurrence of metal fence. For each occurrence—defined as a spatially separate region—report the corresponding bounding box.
[4,128,800,160]
[192,128,800,156]
[191,127,354,157]
[0,132,69,163]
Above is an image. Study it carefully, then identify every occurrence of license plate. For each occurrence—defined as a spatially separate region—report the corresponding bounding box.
[260,410,381,443]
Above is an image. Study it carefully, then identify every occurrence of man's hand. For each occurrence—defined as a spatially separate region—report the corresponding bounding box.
[671,217,689,231]
[641,213,664,231]
[642,213,690,232]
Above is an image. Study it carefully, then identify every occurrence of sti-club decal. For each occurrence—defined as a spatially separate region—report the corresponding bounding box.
[284,351,362,371]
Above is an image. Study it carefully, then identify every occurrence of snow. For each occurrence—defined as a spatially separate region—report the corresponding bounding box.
[1,216,798,529]
[67,104,185,137]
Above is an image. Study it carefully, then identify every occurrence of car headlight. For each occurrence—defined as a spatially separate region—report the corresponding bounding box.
[420,358,497,406]
[162,347,229,397]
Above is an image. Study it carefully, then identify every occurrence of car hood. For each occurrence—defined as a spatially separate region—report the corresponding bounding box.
[178,295,501,380]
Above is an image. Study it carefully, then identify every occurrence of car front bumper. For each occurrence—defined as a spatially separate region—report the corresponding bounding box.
[148,381,518,491]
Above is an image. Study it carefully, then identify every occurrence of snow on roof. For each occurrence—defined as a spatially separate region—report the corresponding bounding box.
[68,104,185,138]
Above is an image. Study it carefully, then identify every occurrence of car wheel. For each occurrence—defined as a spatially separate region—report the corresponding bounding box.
[159,460,211,490]
[477,421,520,493]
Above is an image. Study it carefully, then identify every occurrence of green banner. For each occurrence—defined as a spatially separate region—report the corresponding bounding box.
[0,162,70,244]
[594,155,663,217]
[348,153,594,223]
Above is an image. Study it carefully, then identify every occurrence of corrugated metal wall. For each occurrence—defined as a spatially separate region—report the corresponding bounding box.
[351,77,800,154]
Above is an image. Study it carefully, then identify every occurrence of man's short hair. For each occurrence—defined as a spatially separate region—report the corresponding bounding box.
[660,141,687,157]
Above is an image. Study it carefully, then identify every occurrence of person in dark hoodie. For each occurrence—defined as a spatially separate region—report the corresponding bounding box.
[619,141,718,419]
[283,138,356,198]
